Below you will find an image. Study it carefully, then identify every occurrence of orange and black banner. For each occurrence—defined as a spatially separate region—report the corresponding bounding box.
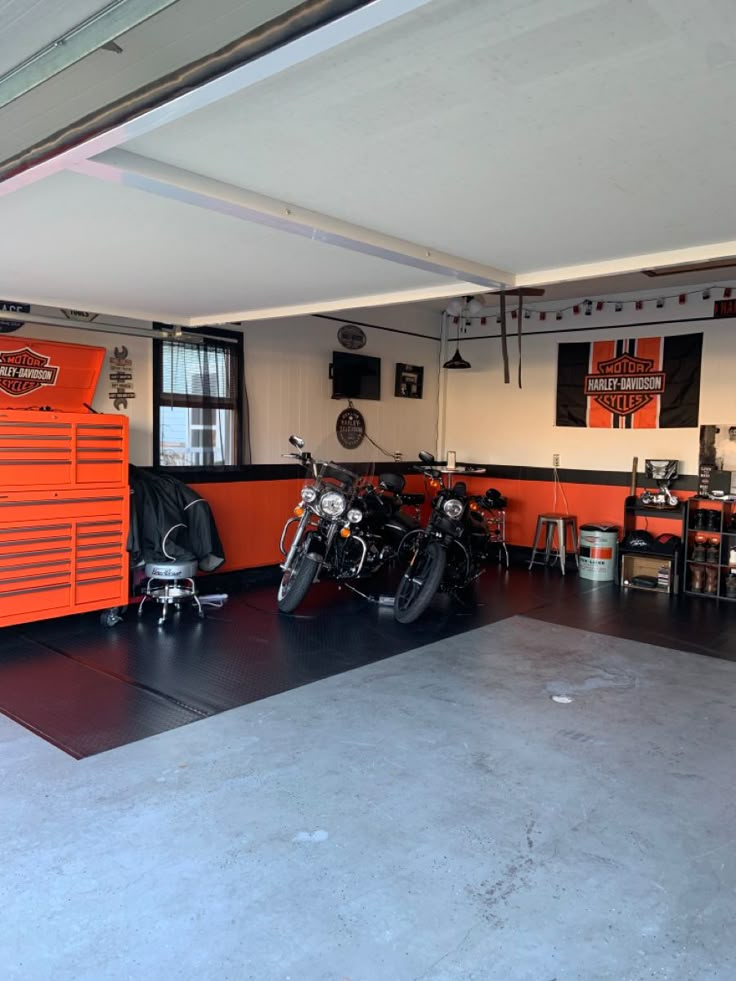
[556,333,702,429]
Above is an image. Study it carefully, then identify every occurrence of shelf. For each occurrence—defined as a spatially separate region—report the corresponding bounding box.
[686,561,731,568]
[685,590,736,601]
[625,507,684,519]
[619,548,680,559]
[622,583,671,594]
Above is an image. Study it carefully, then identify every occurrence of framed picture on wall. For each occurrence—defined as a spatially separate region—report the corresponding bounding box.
[395,363,424,399]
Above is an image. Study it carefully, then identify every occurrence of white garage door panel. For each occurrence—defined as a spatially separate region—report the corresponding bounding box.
[0,0,115,75]
[0,171,461,321]
[124,0,736,274]
[0,0,302,165]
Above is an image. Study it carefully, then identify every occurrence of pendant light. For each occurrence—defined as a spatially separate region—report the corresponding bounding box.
[443,296,479,370]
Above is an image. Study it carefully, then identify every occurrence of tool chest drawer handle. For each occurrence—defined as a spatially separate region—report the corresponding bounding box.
[0,584,69,598]
[0,559,70,573]
[0,496,124,506]
[0,547,72,558]
[0,571,70,586]
[0,434,71,440]
[0,524,70,533]
[0,421,70,429]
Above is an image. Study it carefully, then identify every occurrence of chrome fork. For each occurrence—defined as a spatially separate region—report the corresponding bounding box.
[280,511,311,571]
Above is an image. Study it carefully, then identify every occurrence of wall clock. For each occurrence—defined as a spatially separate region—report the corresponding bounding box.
[337,323,366,350]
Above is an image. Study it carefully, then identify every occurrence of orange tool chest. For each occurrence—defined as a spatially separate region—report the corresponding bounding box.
[0,335,129,629]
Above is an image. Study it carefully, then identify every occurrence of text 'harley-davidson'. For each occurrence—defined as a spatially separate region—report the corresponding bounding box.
[394,452,506,624]
[277,435,422,613]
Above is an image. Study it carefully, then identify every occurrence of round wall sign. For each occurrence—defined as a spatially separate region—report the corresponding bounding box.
[337,323,366,350]
[336,406,366,449]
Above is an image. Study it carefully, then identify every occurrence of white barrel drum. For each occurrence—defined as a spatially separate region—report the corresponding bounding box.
[579,524,619,581]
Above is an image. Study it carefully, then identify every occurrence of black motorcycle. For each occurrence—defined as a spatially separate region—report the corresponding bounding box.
[394,452,505,624]
[277,436,421,613]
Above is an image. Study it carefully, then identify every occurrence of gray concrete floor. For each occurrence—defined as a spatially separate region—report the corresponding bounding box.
[3,615,735,981]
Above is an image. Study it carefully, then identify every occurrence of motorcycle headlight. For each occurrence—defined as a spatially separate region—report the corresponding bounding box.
[347,508,363,524]
[300,485,318,503]
[443,498,464,520]
[319,490,346,518]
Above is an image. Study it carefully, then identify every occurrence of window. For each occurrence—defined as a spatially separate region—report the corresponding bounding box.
[153,329,245,469]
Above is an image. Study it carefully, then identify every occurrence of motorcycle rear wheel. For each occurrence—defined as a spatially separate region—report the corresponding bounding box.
[277,551,319,613]
[394,541,446,624]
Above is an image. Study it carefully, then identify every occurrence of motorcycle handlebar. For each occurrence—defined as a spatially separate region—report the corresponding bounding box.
[283,451,358,482]
[469,494,503,512]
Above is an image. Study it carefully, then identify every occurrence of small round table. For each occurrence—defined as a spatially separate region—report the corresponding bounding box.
[434,465,486,488]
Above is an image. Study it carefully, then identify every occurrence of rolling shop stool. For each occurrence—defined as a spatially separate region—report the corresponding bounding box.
[528,513,579,575]
[138,561,204,624]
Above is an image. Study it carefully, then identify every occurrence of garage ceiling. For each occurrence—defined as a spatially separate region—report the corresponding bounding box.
[1,0,735,324]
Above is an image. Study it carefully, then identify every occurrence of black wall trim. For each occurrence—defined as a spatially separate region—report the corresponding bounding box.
[152,461,698,491]
[151,460,421,483]
[466,313,715,342]
[479,464,698,491]
[312,312,440,343]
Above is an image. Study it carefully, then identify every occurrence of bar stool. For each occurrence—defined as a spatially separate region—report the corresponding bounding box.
[529,513,579,574]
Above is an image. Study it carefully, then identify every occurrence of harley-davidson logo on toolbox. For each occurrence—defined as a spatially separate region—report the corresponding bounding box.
[583,352,666,418]
[0,347,60,396]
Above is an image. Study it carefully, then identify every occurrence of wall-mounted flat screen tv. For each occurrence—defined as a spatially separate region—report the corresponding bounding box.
[330,351,381,400]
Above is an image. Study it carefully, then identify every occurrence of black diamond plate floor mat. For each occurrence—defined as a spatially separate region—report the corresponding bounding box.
[0,567,625,758]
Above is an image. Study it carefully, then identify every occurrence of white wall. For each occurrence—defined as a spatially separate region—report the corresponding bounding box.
[8,300,442,467]
[13,288,734,476]
[441,289,736,474]
[244,302,442,464]
[9,321,153,465]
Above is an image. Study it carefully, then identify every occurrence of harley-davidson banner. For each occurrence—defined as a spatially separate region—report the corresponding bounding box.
[556,333,702,428]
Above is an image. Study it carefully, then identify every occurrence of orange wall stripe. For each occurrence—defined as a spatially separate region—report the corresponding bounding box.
[192,475,694,571]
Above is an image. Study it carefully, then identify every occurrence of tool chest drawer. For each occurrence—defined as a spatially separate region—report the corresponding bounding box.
[0,411,128,490]
[0,492,129,628]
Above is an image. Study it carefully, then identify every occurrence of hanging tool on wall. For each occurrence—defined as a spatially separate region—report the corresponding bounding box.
[517,291,524,388]
[499,290,509,384]
[489,288,545,388]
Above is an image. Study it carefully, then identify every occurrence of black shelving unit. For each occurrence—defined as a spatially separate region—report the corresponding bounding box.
[684,498,736,600]
[619,496,685,594]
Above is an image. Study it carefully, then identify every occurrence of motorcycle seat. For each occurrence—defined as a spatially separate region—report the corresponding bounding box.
[401,493,425,506]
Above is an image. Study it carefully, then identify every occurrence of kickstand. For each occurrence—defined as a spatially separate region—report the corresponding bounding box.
[342,581,380,603]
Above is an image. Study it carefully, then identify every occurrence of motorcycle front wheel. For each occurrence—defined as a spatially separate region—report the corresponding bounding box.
[394,541,446,624]
[277,550,320,613]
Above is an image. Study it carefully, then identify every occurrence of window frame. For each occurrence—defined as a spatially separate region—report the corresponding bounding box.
[152,325,244,472]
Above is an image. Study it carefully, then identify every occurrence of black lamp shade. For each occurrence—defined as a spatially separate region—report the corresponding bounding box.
[443,346,472,370]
